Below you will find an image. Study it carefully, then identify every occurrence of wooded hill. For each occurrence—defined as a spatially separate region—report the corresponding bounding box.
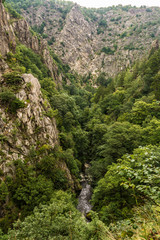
[6,0,160,77]
[1,1,160,239]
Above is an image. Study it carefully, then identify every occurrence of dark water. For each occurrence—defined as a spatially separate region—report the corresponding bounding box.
[77,168,92,216]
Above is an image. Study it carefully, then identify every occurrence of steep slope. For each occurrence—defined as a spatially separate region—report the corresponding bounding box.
[0,1,16,56]
[54,5,95,75]
[0,1,81,231]
[0,0,54,159]
[6,0,160,77]
[0,0,75,199]
[55,4,160,76]
[12,19,60,82]
[0,73,58,164]
[1,1,160,239]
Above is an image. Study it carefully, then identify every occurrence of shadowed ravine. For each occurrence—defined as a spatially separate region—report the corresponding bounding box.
[77,164,92,217]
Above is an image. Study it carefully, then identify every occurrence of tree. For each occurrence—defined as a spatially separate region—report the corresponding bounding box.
[8,191,110,240]
[92,145,160,224]
[99,122,142,165]
[89,121,143,183]
[152,72,160,100]
[97,72,112,87]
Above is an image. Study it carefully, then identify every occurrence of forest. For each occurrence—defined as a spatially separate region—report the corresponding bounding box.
[1,0,160,239]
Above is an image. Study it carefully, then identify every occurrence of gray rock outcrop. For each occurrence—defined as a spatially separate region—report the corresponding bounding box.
[0,2,16,56]
[0,73,58,168]
[0,3,75,189]
[19,2,160,77]
[12,19,60,83]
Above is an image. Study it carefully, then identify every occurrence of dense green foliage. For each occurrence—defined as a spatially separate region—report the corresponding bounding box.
[7,191,111,240]
[4,2,21,18]
[92,145,160,223]
[101,47,115,55]
[2,2,160,238]
[10,45,49,80]
[88,48,160,181]
[0,43,92,235]
[81,48,160,238]
[0,89,25,113]
[0,147,77,232]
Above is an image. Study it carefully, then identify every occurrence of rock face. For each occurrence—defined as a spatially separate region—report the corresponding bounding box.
[0,2,16,56]
[0,1,60,85]
[151,39,159,50]
[54,5,95,75]
[54,5,160,76]
[0,74,58,168]
[12,19,60,83]
[16,74,58,146]
[0,73,74,189]
[0,3,75,189]
[19,2,160,77]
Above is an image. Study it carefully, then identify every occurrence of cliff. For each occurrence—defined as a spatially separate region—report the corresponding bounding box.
[0,2,16,56]
[0,73,58,166]
[0,1,75,189]
[12,19,60,82]
[54,5,160,76]
[13,0,160,77]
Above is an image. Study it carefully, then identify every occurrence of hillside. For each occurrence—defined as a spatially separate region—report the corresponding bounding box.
[6,0,160,77]
[1,0,160,239]
[0,0,84,234]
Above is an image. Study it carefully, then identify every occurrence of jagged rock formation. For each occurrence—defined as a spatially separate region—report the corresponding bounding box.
[54,5,160,76]
[0,72,74,188]
[54,5,95,75]
[0,2,16,56]
[0,2,75,189]
[151,39,159,50]
[0,0,61,84]
[15,1,160,77]
[0,72,75,189]
[12,19,60,82]
[0,73,58,164]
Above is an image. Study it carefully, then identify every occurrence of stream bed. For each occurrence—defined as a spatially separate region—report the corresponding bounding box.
[77,164,92,216]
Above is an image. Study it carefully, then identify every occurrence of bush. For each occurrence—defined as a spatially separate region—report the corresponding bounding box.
[146,8,152,12]
[48,36,55,45]
[101,47,115,55]
[97,28,104,35]
[8,191,110,240]
[3,72,23,86]
[4,3,21,19]
[99,19,107,27]
[0,90,25,113]
[124,43,135,50]
[92,145,160,223]
[120,31,127,38]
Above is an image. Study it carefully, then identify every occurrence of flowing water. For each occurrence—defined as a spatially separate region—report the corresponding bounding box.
[77,164,92,216]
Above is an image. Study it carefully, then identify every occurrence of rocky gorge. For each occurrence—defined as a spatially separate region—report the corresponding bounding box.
[9,0,160,77]
[1,0,160,239]
[0,0,75,189]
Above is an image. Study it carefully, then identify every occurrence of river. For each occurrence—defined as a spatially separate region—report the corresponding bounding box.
[77,164,92,217]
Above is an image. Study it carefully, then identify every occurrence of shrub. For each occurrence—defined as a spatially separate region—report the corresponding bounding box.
[48,36,55,45]
[146,8,152,12]
[0,90,25,113]
[124,43,135,50]
[99,19,107,27]
[120,31,127,38]
[97,28,104,35]
[3,72,23,86]
[101,47,115,55]
[92,145,160,223]
[4,3,21,19]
